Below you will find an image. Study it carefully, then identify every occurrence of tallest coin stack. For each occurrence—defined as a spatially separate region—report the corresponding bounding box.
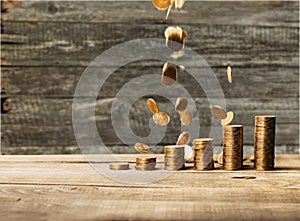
[254,116,276,171]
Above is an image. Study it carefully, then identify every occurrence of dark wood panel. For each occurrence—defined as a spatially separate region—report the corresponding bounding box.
[2,67,299,98]
[2,1,298,27]
[1,121,298,148]
[2,22,298,67]
[2,97,298,126]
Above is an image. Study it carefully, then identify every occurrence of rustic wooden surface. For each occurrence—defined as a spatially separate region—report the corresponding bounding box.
[1,1,299,154]
[0,154,299,221]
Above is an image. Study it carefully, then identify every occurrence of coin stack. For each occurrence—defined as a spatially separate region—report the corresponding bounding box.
[223,125,243,170]
[193,138,214,170]
[164,145,185,170]
[254,116,276,171]
[135,156,156,171]
[109,163,130,170]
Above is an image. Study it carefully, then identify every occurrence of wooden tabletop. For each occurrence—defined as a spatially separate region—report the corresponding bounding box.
[0,154,299,221]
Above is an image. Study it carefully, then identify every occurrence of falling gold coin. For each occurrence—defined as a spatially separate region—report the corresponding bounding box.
[152,0,171,10]
[180,109,192,126]
[162,62,177,86]
[227,66,232,83]
[147,98,159,114]
[175,97,188,112]
[134,142,150,153]
[221,111,235,126]
[176,131,190,145]
[153,111,170,126]
[212,105,227,119]
[217,152,223,165]
[165,26,188,52]
[175,0,186,9]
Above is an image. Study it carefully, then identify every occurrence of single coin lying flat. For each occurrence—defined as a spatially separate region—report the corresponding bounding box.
[212,105,227,119]
[134,142,150,153]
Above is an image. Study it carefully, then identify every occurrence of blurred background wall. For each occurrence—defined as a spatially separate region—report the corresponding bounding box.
[1,1,299,154]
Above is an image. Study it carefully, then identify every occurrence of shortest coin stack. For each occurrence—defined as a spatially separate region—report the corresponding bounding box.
[164,145,185,170]
[109,163,130,170]
[193,138,214,170]
[135,156,156,171]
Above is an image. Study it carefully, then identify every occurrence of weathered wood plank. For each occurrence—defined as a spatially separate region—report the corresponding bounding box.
[0,183,299,221]
[0,156,299,220]
[2,67,299,98]
[0,154,298,165]
[2,22,298,67]
[1,97,298,150]
[2,1,298,27]
[1,122,298,148]
[1,97,298,126]
[1,187,300,221]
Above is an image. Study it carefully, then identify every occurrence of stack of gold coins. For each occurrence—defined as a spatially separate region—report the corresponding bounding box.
[254,116,276,171]
[109,163,130,170]
[223,125,243,170]
[193,138,214,170]
[135,156,156,171]
[164,145,185,170]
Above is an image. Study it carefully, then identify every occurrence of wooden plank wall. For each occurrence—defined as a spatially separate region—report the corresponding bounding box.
[1,1,299,154]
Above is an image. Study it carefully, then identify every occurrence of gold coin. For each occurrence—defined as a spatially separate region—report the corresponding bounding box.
[175,0,186,9]
[153,111,170,126]
[165,26,188,52]
[136,156,156,163]
[221,111,234,126]
[152,0,171,10]
[180,109,192,126]
[109,163,130,170]
[212,105,227,119]
[176,131,190,145]
[175,97,188,112]
[147,98,159,114]
[227,66,232,83]
[161,62,177,86]
[217,152,223,165]
[134,142,150,153]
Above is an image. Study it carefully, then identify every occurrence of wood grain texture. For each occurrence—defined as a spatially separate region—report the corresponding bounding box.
[1,1,299,154]
[2,1,298,27]
[2,22,298,67]
[1,97,298,150]
[2,66,299,98]
[0,155,299,221]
